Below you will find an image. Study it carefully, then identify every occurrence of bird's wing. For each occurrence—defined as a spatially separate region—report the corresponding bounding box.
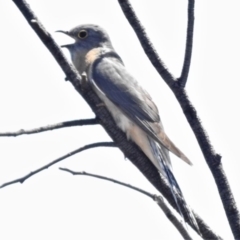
[90,55,191,164]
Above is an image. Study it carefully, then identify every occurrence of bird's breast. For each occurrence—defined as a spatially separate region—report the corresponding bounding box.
[85,48,102,66]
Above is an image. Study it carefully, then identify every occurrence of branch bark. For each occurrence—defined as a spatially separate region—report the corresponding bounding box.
[0,118,99,137]
[59,167,193,240]
[178,0,195,87]
[0,142,116,189]
[9,0,222,239]
[118,0,240,239]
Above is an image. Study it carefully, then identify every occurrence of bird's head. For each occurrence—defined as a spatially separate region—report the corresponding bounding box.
[57,24,113,54]
[57,24,114,73]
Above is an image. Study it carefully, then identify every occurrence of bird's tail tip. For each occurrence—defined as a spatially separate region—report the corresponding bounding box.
[183,201,201,234]
[181,154,193,166]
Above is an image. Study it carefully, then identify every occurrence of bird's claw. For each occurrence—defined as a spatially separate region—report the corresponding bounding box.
[96,103,105,107]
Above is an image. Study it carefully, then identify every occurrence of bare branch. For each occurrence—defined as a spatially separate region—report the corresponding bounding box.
[0,118,99,137]
[60,167,153,198]
[117,0,176,88]
[154,196,193,240]
[118,0,240,238]
[59,167,193,240]
[10,0,222,238]
[0,142,116,189]
[178,0,195,87]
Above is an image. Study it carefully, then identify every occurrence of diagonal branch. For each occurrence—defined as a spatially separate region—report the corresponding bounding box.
[118,0,240,239]
[0,118,99,137]
[178,0,195,87]
[154,196,193,240]
[10,0,221,238]
[117,0,176,88]
[0,142,116,189]
[60,167,193,240]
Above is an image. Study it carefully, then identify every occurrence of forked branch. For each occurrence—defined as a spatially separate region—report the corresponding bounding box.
[118,0,240,238]
[9,0,222,238]
[60,167,193,240]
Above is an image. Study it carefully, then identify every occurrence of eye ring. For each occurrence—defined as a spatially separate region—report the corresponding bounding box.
[78,30,88,39]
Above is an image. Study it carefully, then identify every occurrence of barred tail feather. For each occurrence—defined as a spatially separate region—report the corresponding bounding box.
[162,161,200,233]
[148,137,200,234]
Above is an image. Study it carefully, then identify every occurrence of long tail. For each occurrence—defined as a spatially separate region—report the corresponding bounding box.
[162,160,200,233]
[148,137,200,234]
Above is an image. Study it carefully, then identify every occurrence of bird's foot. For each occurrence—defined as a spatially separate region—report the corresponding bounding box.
[81,74,88,86]
[96,103,105,107]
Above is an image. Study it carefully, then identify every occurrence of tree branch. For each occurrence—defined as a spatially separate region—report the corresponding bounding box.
[10,0,221,238]
[154,195,193,240]
[117,0,176,88]
[0,118,99,137]
[118,0,240,238]
[178,0,195,87]
[0,142,116,189]
[59,167,193,240]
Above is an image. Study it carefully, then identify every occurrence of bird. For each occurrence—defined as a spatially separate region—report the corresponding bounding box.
[57,24,199,232]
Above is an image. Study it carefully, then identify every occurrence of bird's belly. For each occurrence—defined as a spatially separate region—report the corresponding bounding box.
[92,85,162,170]
[91,82,134,138]
[94,89,133,136]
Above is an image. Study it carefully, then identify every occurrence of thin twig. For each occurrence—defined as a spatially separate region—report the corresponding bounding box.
[60,167,154,198]
[118,0,240,238]
[0,142,116,189]
[0,118,99,137]
[59,167,193,240]
[10,1,222,239]
[178,0,195,87]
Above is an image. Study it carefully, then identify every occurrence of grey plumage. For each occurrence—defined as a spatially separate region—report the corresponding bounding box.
[58,24,199,232]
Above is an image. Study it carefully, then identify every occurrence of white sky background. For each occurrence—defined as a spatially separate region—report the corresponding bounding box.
[0,0,239,239]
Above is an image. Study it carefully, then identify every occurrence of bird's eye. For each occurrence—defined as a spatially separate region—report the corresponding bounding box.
[78,30,88,39]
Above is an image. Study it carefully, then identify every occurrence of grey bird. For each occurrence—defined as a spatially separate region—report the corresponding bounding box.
[57,24,199,232]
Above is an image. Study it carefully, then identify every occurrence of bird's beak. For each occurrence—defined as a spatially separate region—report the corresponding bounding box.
[56,30,73,48]
[60,43,73,49]
[55,30,70,35]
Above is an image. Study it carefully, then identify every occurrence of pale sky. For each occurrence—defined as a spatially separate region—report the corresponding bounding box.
[0,0,240,239]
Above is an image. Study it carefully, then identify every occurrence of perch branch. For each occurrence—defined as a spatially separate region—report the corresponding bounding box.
[10,0,221,238]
